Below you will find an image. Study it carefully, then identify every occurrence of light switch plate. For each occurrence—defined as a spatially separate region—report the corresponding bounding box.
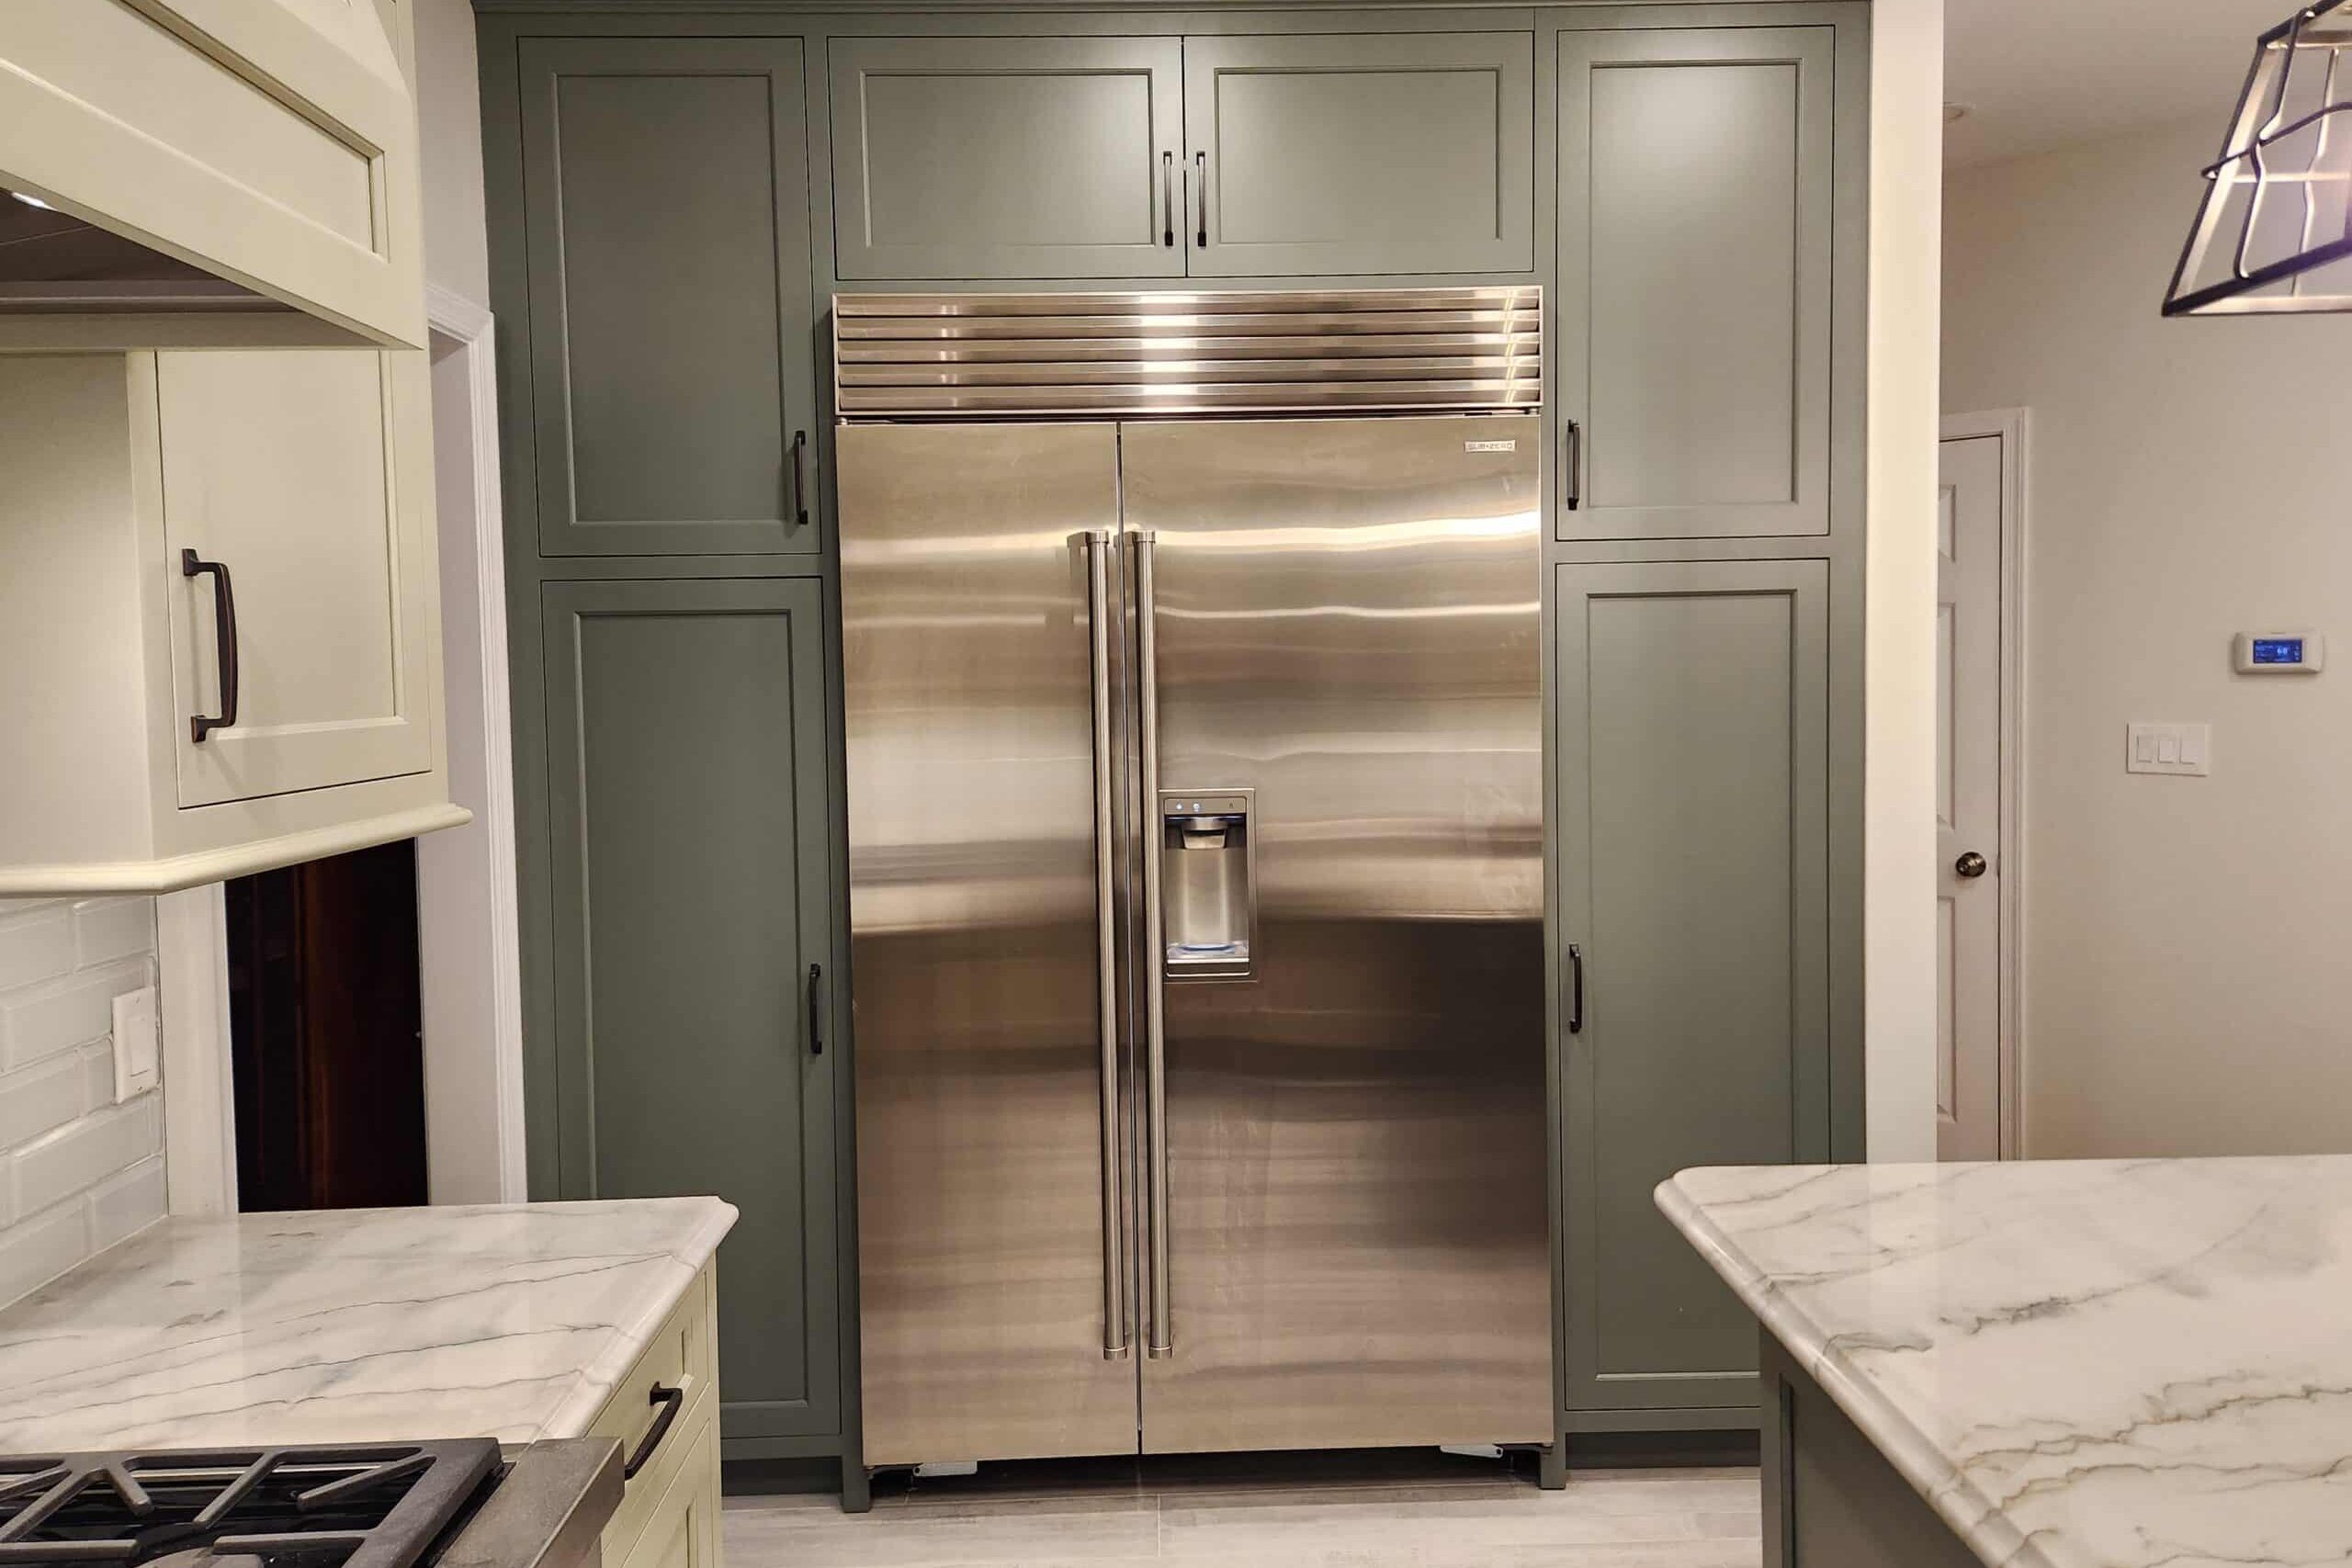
[111,984,160,1100]
[2127,722,2211,777]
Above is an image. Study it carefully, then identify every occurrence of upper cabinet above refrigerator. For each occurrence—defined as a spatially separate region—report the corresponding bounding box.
[0,0,427,350]
[828,31,1535,282]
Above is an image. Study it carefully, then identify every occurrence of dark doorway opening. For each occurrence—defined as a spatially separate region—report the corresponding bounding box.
[226,840,428,1211]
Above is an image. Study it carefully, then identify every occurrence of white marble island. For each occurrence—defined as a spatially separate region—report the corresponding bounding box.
[0,1197,735,1450]
[1660,1156,2352,1568]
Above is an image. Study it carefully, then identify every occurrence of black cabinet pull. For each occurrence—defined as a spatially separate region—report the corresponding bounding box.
[622,1382,684,1481]
[1193,151,1208,247]
[1161,152,1175,247]
[1567,943,1585,1035]
[1562,420,1583,513]
[180,548,239,742]
[789,430,810,529]
[807,962,824,1056]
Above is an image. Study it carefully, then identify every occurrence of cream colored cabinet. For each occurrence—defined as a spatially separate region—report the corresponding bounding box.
[0,348,462,895]
[594,1263,723,1568]
[0,2,425,350]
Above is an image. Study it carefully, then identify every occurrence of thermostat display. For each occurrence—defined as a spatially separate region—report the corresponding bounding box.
[2233,632,2324,674]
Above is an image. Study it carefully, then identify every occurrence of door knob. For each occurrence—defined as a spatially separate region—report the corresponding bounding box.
[1954,851,1988,880]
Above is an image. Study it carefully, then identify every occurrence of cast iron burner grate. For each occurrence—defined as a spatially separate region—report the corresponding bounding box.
[0,1442,501,1568]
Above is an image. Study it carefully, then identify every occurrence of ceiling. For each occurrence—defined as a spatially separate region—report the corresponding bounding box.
[1944,0,2293,167]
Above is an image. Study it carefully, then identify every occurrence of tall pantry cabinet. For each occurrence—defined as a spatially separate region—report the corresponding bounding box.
[477,0,1869,1501]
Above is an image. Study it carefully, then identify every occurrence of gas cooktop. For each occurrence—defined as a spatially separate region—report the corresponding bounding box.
[0,1442,502,1568]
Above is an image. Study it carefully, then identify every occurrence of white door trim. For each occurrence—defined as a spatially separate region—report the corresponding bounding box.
[1939,408,2030,1157]
[423,283,529,1202]
[157,885,237,1216]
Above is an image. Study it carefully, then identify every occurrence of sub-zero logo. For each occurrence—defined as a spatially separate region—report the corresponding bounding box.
[1464,439,1517,453]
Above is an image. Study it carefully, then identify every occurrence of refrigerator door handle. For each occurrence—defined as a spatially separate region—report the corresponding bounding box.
[1132,528,1172,1359]
[1085,529,1129,1361]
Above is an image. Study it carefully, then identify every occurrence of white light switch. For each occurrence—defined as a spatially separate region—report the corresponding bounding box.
[111,985,159,1100]
[2126,723,2211,777]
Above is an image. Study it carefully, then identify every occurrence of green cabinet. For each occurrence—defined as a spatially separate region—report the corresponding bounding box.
[829,36,1185,280]
[517,39,820,557]
[540,578,841,1442]
[1186,32,1534,276]
[1556,27,1839,540]
[1555,559,1834,1422]
[827,29,1534,282]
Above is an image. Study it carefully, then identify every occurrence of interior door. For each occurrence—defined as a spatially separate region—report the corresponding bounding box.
[839,423,1139,1466]
[1555,558,1832,1419]
[540,578,840,1442]
[160,349,435,807]
[1123,415,1550,1454]
[1938,434,2006,1160]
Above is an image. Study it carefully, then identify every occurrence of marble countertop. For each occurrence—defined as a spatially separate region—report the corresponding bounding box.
[1660,1156,2352,1568]
[0,1197,736,1451]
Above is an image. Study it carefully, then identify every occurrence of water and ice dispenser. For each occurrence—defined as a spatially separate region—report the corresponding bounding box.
[1159,788,1254,981]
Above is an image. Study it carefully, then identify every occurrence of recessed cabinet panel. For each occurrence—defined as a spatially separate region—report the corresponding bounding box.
[1557,28,1835,538]
[830,37,1183,280]
[1556,559,1831,1416]
[160,350,435,807]
[1186,33,1534,277]
[520,39,819,556]
[542,579,840,1440]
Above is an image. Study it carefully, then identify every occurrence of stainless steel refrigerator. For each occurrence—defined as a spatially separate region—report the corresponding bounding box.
[836,289,1549,1467]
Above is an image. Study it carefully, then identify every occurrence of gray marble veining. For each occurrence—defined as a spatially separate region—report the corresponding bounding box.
[1659,1156,2352,1568]
[0,1197,735,1450]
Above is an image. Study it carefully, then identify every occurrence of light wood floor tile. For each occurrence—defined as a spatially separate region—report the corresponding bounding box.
[723,1460,1762,1568]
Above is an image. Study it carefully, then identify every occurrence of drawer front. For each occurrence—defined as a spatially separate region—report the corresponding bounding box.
[616,1417,719,1568]
[593,1266,716,1562]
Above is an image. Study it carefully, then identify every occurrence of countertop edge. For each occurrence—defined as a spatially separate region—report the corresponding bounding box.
[1653,1174,2053,1568]
[526,1197,741,1441]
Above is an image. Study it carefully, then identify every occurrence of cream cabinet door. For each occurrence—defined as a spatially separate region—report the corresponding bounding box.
[157,350,436,808]
[619,1421,719,1568]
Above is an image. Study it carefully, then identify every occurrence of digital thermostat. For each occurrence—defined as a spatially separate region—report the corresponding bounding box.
[2233,632,2324,674]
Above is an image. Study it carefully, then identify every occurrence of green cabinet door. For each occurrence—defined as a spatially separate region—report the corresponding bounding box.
[518,40,820,557]
[541,578,840,1443]
[1184,32,1535,277]
[829,36,1185,280]
[1556,28,1838,540]
[1555,559,1833,1421]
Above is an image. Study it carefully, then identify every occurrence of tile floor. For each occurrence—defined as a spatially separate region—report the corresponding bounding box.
[723,1451,1762,1568]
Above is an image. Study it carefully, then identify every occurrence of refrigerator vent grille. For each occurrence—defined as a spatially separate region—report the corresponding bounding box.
[832,288,1542,419]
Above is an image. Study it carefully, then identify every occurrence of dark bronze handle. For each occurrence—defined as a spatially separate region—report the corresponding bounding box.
[1193,152,1207,247]
[1562,420,1583,512]
[622,1382,684,1481]
[1955,851,1988,880]
[807,962,824,1056]
[1161,152,1175,247]
[1567,943,1585,1035]
[789,430,810,529]
[180,548,239,742]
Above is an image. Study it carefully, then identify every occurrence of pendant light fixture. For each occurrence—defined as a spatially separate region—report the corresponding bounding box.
[2165,0,2352,315]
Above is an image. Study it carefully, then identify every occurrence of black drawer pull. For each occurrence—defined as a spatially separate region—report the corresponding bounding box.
[807,963,824,1056]
[1567,943,1585,1035]
[180,548,240,742]
[789,430,810,529]
[623,1382,684,1481]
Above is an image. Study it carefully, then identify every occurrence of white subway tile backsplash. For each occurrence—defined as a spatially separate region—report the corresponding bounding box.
[0,1200,86,1313]
[0,897,165,1310]
[0,904,74,993]
[86,1155,166,1252]
[0,1056,83,1154]
[13,1094,162,1217]
[72,898,154,969]
[0,955,154,1071]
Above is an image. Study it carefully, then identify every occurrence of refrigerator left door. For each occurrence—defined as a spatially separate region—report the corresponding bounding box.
[839,422,1140,1466]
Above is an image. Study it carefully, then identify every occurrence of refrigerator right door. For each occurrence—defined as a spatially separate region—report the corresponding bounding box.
[1123,414,1552,1453]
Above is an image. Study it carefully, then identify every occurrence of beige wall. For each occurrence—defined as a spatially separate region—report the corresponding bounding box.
[1945,117,2352,1156]
[414,0,491,306]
